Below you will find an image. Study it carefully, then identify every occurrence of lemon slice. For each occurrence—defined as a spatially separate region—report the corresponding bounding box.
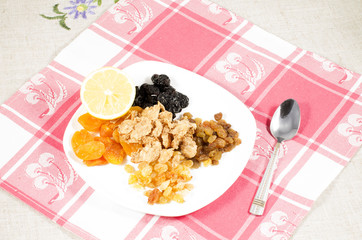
[80,67,136,120]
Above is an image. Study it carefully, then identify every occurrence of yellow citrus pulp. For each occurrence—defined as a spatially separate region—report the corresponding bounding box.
[80,67,135,120]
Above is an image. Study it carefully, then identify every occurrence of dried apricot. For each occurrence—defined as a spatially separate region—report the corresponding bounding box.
[120,141,142,156]
[83,157,108,166]
[103,142,126,165]
[100,122,117,137]
[94,136,112,147]
[78,113,106,132]
[71,129,93,150]
[75,141,105,160]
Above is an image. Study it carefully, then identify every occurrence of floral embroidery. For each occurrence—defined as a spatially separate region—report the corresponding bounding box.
[41,0,119,30]
[338,114,362,147]
[260,211,297,239]
[26,153,78,204]
[19,73,67,118]
[109,0,153,34]
[312,53,353,84]
[215,52,265,94]
[200,0,238,25]
[64,0,97,19]
[250,129,287,161]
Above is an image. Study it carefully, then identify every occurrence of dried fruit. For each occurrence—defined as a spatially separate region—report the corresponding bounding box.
[120,141,142,156]
[71,129,94,150]
[103,141,126,165]
[75,141,106,160]
[78,113,106,132]
[83,157,108,167]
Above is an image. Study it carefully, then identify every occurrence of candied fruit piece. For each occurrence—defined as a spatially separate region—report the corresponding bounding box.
[75,141,105,160]
[103,142,126,165]
[154,163,168,174]
[71,129,93,150]
[120,141,142,156]
[148,188,162,205]
[141,164,152,177]
[173,193,184,203]
[83,157,108,167]
[214,112,222,121]
[163,186,172,197]
[128,174,138,184]
[124,164,135,173]
[78,113,106,132]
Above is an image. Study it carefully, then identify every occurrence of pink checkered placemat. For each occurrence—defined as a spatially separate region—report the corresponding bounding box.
[1,0,361,239]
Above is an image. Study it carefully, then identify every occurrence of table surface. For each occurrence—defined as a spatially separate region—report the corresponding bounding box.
[1,0,361,239]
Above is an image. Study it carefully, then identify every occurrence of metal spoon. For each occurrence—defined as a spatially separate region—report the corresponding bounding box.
[249,99,301,216]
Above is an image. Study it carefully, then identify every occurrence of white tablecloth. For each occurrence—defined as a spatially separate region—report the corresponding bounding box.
[0,0,361,239]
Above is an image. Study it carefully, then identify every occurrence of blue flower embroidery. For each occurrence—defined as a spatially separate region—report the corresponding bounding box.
[64,0,97,19]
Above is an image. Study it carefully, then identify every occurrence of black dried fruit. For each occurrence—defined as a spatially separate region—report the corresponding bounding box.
[161,85,176,93]
[140,83,160,96]
[176,92,189,108]
[152,74,170,87]
[157,92,173,107]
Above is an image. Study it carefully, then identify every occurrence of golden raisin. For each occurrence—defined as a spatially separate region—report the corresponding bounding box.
[148,189,162,205]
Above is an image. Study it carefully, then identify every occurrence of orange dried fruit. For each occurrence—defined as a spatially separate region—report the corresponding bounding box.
[120,141,142,156]
[78,113,106,132]
[103,141,126,165]
[71,129,93,150]
[100,122,117,137]
[83,157,108,167]
[94,136,113,147]
[75,141,106,160]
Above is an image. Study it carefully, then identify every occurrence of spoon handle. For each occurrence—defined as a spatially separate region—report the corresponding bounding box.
[249,142,281,216]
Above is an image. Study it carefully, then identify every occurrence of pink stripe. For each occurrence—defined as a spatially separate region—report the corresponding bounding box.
[49,61,85,80]
[196,31,244,75]
[292,63,356,97]
[178,215,229,240]
[238,194,280,239]
[179,7,233,36]
[273,186,314,207]
[0,181,58,219]
[130,2,180,45]
[245,48,303,107]
[124,214,154,240]
[315,99,355,146]
[63,221,100,240]
[56,187,95,226]
[0,106,39,136]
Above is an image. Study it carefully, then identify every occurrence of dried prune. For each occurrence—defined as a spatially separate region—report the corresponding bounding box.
[140,83,160,96]
[151,74,170,87]
[176,92,189,108]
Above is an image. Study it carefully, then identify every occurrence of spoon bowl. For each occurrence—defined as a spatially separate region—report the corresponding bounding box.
[271,99,301,142]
